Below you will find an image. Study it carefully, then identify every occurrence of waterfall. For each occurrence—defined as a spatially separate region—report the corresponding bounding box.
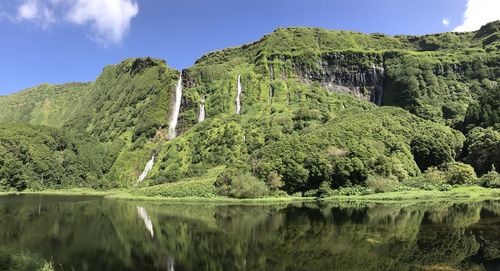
[371,64,384,106]
[377,85,384,106]
[136,155,155,185]
[198,97,205,123]
[137,206,154,238]
[168,73,183,140]
[236,75,242,114]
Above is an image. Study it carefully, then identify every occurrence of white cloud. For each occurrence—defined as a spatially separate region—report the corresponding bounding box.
[8,0,139,45]
[442,18,450,27]
[67,0,139,45]
[18,1,38,20]
[454,0,500,32]
[17,0,56,27]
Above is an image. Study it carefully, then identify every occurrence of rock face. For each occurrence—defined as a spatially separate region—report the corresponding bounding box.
[293,52,385,103]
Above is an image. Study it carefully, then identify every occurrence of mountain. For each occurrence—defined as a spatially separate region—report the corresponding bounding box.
[0,22,499,195]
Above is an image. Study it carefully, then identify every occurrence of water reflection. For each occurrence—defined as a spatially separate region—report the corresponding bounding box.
[0,196,498,271]
[137,206,154,238]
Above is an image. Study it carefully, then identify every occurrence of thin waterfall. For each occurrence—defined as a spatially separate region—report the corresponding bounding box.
[168,73,183,140]
[136,155,155,185]
[236,75,242,114]
[137,206,154,238]
[371,64,384,106]
[269,64,274,104]
[198,97,205,123]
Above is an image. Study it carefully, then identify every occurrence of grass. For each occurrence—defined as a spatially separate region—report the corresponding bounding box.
[323,186,500,203]
[1,186,499,205]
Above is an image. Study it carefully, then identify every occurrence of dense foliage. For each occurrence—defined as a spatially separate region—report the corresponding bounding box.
[0,124,119,191]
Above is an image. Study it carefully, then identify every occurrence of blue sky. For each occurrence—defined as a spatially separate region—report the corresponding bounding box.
[0,0,499,95]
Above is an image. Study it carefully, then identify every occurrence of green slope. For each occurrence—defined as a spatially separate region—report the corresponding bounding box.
[0,83,91,127]
[0,22,498,195]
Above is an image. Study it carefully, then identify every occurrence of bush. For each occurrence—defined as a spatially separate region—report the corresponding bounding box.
[317,181,334,198]
[303,189,320,197]
[365,175,400,193]
[270,190,289,198]
[136,178,218,198]
[423,167,447,184]
[401,167,450,191]
[331,185,372,196]
[480,167,500,188]
[442,162,478,185]
[215,170,269,199]
[266,171,284,191]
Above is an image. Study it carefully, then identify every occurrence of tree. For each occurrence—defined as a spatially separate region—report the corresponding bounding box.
[464,85,500,129]
[464,127,500,175]
[411,135,453,171]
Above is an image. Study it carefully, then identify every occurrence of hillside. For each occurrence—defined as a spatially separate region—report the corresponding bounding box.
[0,83,91,128]
[0,22,499,196]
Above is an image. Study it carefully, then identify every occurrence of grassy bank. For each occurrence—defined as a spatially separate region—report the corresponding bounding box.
[322,186,500,203]
[1,186,500,204]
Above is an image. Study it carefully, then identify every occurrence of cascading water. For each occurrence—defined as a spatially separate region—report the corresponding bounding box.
[236,75,242,114]
[198,97,205,123]
[137,206,154,238]
[136,155,155,185]
[168,73,183,140]
[371,64,384,106]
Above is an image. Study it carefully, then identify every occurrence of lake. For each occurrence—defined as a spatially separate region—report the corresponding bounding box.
[0,195,499,271]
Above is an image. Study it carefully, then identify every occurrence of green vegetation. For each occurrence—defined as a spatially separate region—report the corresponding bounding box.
[0,83,91,128]
[0,124,118,191]
[0,248,53,271]
[0,22,499,199]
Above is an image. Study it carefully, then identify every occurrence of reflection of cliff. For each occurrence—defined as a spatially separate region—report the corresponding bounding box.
[0,198,498,271]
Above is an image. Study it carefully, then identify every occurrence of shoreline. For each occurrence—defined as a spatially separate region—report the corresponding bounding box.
[1,186,500,204]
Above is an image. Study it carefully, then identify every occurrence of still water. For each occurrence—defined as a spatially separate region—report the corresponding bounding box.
[0,195,499,271]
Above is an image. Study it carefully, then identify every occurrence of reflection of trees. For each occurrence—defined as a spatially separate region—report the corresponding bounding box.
[0,197,499,271]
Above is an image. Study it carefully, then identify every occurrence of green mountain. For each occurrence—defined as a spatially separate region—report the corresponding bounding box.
[0,22,499,195]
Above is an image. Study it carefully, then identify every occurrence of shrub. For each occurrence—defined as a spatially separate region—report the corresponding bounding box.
[480,167,500,188]
[303,189,319,197]
[331,185,372,196]
[215,170,269,199]
[442,162,478,185]
[423,167,447,184]
[402,167,450,191]
[270,190,289,198]
[266,171,284,191]
[317,181,334,198]
[365,175,400,193]
[135,178,217,198]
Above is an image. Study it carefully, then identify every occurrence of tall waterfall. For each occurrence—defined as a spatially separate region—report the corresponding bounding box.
[168,73,183,140]
[137,206,154,238]
[136,155,155,185]
[236,75,242,114]
[371,64,384,106]
[198,97,205,123]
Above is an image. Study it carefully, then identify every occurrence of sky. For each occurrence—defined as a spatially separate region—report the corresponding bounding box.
[0,0,499,95]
